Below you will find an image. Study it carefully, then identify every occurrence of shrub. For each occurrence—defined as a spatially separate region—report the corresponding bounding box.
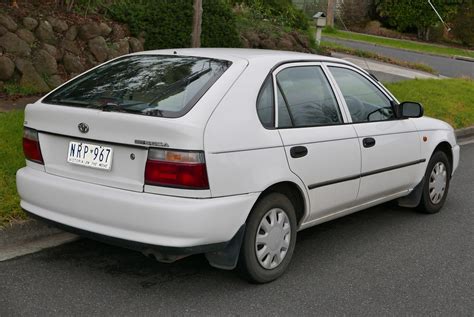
[107,0,241,50]
[451,2,474,47]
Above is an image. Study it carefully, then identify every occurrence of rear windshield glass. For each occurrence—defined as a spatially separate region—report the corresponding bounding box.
[43,55,231,118]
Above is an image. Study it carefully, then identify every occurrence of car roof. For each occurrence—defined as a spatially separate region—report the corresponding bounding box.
[130,48,357,69]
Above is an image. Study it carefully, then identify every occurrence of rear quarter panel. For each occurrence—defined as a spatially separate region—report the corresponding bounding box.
[204,58,309,206]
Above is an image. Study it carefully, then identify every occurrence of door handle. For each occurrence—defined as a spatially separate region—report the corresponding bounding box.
[362,137,376,148]
[290,146,308,158]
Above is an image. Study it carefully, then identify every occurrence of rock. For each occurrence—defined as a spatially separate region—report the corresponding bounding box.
[16,60,50,92]
[45,74,63,89]
[0,13,17,32]
[63,53,84,74]
[107,47,120,60]
[14,58,30,73]
[0,32,31,57]
[85,52,98,68]
[99,22,112,36]
[23,17,38,31]
[88,36,108,63]
[47,17,68,33]
[110,24,126,40]
[278,37,294,50]
[42,43,62,61]
[33,49,57,76]
[35,21,56,45]
[60,39,81,56]
[116,38,129,55]
[0,56,15,80]
[64,25,78,41]
[128,37,143,52]
[16,28,36,45]
[0,25,7,36]
[79,23,101,40]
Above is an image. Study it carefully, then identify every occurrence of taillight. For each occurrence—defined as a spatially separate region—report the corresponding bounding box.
[145,149,209,189]
[23,127,44,164]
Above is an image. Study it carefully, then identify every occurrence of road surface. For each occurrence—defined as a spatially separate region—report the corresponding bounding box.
[323,37,474,79]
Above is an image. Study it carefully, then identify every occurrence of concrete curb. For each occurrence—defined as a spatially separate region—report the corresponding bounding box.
[0,219,78,261]
[455,126,474,139]
[454,55,474,63]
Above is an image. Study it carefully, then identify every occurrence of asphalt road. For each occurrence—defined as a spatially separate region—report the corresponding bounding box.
[1,143,473,316]
[323,37,474,79]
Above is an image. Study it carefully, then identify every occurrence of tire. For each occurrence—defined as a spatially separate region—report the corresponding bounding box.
[418,151,451,214]
[237,192,297,283]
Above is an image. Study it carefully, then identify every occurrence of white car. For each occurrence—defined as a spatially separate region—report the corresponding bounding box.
[17,49,460,283]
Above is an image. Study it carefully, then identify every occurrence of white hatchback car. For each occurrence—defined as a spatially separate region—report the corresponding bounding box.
[17,49,460,283]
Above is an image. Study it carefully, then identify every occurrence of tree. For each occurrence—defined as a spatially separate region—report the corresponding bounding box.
[191,0,202,48]
[375,0,458,41]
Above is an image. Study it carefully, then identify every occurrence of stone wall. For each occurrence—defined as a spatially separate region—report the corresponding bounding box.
[0,12,144,93]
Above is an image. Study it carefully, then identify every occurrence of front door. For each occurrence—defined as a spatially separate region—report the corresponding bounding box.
[273,63,361,221]
[326,64,422,204]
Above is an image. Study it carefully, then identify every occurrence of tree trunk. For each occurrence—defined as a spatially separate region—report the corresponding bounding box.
[191,0,203,48]
[327,0,336,27]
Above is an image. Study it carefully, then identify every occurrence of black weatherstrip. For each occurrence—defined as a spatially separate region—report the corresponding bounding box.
[308,159,426,190]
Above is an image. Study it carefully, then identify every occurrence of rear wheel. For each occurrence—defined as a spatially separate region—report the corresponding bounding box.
[418,151,451,214]
[238,192,297,283]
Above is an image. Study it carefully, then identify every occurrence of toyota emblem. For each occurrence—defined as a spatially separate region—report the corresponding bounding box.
[78,122,89,134]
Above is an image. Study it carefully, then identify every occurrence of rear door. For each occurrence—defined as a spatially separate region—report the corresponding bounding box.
[275,62,361,221]
[326,64,421,203]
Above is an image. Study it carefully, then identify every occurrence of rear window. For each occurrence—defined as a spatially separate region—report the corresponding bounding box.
[43,55,231,118]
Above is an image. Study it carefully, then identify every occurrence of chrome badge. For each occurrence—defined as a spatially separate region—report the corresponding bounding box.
[78,122,89,134]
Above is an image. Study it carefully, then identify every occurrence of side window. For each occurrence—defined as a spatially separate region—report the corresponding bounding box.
[329,67,394,123]
[276,66,342,128]
[256,77,274,128]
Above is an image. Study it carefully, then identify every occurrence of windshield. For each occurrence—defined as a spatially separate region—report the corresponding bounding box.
[43,55,231,118]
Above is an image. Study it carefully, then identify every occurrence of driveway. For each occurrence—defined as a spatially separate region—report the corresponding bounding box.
[323,37,474,79]
[1,143,473,316]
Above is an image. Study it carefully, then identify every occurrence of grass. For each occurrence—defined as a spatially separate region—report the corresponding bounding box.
[323,29,474,59]
[0,79,472,225]
[321,41,437,74]
[3,83,40,96]
[386,78,474,129]
[0,111,26,226]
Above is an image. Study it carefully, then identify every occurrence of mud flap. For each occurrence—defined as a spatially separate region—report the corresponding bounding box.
[398,179,425,208]
[205,224,245,270]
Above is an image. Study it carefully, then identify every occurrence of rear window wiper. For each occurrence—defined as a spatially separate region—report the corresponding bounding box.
[100,102,143,114]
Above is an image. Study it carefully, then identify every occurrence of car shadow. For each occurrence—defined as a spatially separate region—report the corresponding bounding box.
[33,199,433,289]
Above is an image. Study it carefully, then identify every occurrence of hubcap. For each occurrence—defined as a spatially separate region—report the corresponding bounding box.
[429,162,447,204]
[255,208,291,270]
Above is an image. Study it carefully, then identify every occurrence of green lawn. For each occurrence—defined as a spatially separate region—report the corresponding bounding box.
[0,79,472,225]
[323,29,474,59]
[386,78,474,129]
[0,111,26,226]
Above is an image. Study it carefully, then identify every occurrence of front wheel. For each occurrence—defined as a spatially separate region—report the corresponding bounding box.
[418,151,451,214]
[238,192,297,283]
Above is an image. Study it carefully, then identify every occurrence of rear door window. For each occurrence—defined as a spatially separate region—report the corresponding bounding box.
[276,66,343,128]
[43,55,231,118]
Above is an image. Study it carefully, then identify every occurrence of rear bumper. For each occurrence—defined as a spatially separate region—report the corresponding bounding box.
[16,167,258,248]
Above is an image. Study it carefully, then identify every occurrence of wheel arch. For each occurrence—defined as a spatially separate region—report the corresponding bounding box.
[252,181,308,227]
[432,141,453,171]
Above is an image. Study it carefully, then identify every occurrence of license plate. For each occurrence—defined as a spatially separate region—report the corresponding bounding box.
[67,141,113,170]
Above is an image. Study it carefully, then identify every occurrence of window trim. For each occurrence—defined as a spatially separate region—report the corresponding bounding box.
[271,62,349,129]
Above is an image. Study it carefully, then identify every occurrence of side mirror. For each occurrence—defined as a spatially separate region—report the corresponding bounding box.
[398,101,424,118]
